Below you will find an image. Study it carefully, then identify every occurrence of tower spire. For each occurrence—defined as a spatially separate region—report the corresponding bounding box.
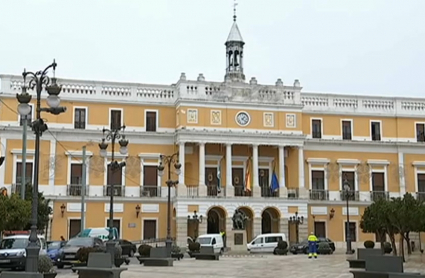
[225,0,245,82]
[233,0,238,22]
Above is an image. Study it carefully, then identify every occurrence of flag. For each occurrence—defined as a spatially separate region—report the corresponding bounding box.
[245,158,252,192]
[270,168,279,192]
[217,161,222,193]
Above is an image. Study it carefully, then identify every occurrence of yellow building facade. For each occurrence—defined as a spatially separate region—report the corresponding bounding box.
[1,18,425,250]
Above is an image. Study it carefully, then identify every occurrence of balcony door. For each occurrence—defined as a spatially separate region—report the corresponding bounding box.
[232,168,244,196]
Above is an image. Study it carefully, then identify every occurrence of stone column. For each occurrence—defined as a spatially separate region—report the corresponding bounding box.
[253,217,262,239]
[176,217,188,248]
[298,146,308,198]
[278,145,287,198]
[252,144,260,197]
[178,142,185,185]
[226,143,233,197]
[198,142,206,196]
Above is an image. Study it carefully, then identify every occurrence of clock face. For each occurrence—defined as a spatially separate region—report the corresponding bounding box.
[236,111,251,126]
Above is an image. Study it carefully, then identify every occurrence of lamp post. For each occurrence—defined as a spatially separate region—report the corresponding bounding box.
[98,125,128,264]
[288,212,304,244]
[344,178,354,254]
[16,60,67,273]
[188,210,203,239]
[157,153,181,256]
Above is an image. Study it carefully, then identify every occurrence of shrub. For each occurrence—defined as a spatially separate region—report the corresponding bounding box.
[364,240,375,249]
[138,244,152,257]
[317,242,332,255]
[277,241,288,250]
[383,242,392,254]
[38,255,55,273]
[171,245,181,254]
[188,242,200,252]
[76,247,103,263]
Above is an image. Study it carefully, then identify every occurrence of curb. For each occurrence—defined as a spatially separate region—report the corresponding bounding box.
[222,254,264,258]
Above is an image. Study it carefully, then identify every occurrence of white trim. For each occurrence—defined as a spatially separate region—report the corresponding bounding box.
[306,158,330,164]
[285,113,297,128]
[343,220,359,242]
[67,158,89,188]
[186,109,198,124]
[370,120,382,141]
[369,168,388,192]
[138,153,161,160]
[17,103,34,123]
[177,100,303,112]
[65,150,94,157]
[235,111,251,127]
[176,126,303,135]
[109,108,123,129]
[414,122,425,143]
[340,168,358,191]
[232,156,248,162]
[312,218,328,238]
[72,106,88,129]
[145,109,159,131]
[414,169,425,193]
[11,149,36,155]
[340,119,353,140]
[12,156,34,184]
[104,217,123,238]
[412,161,425,167]
[263,112,274,127]
[337,159,360,165]
[205,155,223,163]
[258,156,274,163]
[141,160,161,187]
[210,110,222,125]
[367,159,390,165]
[309,167,328,191]
[67,217,82,240]
[141,217,159,240]
[310,117,323,138]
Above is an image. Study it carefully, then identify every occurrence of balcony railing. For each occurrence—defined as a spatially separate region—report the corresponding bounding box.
[186,185,199,197]
[67,184,88,196]
[260,186,279,197]
[234,185,252,197]
[140,186,161,197]
[11,183,22,195]
[340,190,359,201]
[370,191,389,201]
[309,189,329,200]
[287,188,299,199]
[207,185,226,197]
[104,185,125,197]
[417,192,425,202]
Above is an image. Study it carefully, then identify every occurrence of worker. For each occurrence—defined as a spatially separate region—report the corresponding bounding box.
[307,232,318,259]
[220,229,226,248]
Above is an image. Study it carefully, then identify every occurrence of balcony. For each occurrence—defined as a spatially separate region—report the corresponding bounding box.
[260,186,279,198]
[309,189,329,201]
[234,185,252,197]
[140,186,161,197]
[370,191,389,201]
[186,185,199,198]
[287,188,299,199]
[340,190,360,201]
[207,185,226,197]
[67,184,88,196]
[104,185,125,197]
[417,192,425,202]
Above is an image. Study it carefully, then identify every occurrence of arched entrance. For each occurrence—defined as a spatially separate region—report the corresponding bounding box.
[207,206,226,234]
[237,206,254,242]
[261,207,280,234]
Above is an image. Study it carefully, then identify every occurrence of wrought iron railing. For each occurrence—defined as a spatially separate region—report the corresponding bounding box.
[104,185,125,197]
[340,190,359,201]
[309,189,329,200]
[370,190,389,201]
[140,186,161,197]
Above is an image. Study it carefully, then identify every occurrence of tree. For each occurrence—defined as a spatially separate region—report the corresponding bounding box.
[0,194,31,231]
[23,183,52,231]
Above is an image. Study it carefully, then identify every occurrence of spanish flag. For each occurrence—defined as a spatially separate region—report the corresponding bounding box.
[245,157,252,192]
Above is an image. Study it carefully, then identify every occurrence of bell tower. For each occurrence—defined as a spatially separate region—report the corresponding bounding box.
[225,1,245,82]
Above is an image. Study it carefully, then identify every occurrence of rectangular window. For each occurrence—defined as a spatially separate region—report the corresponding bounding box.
[70,164,83,184]
[417,123,425,142]
[146,111,157,132]
[19,106,33,126]
[110,110,122,130]
[107,164,122,185]
[143,166,158,186]
[311,170,325,190]
[341,171,355,190]
[418,174,425,192]
[371,121,381,141]
[16,162,33,185]
[74,108,86,129]
[342,120,352,140]
[345,222,357,242]
[314,222,326,238]
[312,119,322,139]
[371,172,385,191]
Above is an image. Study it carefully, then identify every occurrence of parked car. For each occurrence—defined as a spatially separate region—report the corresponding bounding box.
[57,237,105,269]
[247,233,287,253]
[289,237,336,254]
[112,239,136,257]
[47,241,67,263]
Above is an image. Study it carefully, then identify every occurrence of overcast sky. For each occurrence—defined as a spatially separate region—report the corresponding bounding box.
[0,0,424,97]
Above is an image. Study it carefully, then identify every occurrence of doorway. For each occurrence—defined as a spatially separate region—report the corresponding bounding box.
[205,167,218,196]
[143,219,157,240]
[69,219,81,239]
[314,222,326,238]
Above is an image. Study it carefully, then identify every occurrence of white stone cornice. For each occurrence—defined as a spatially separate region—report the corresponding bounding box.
[337,159,361,165]
[104,152,128,159]
[367,159,390,165]
[306,158,330,164]
[258,156,274,163]
[11,149,35,155]
[65,150,94,157]
[232,156,248,162]
[205,155,223,162]
[412,161,425,167]
[138,153,160,160]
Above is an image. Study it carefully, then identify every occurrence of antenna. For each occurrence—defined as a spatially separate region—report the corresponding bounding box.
[233,0,238,21]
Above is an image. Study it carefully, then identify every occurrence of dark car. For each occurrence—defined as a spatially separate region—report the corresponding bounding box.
[113,239,137,257]
[57,237,105,269]
[289,237,336,254]
[46,241,67,263]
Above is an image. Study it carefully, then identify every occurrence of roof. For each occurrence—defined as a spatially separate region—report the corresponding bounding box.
[226,21,243,42]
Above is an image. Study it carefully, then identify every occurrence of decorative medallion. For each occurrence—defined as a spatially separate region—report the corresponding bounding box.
[187,109,198,124]
[260,169,265,177]
[234,176,240,185]
[211,110,222,125]
[286,114,296,128]
[263,112,274,127]
[208,173,214,182]
[235,111,251,127]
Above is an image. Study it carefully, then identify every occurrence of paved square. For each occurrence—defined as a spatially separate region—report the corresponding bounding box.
[56,254,425,278]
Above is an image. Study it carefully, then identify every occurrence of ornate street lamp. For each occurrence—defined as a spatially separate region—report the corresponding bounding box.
[188,210,203,239]
[157,153,181,256]
[98,125,128,263]
[288,211,304,244]
[15,60,67,274]
[344,177,354,254]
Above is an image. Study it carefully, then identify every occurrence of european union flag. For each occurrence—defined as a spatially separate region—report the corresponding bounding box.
[270,170,279,192]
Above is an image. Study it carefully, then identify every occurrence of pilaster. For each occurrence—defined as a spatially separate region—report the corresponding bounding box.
[178,142,185,185]
[176,217,188,248]
[253,217,261,238]
[199,142,205,186]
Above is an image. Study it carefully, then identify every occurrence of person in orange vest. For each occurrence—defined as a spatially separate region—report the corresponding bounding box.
[308,232,318,259]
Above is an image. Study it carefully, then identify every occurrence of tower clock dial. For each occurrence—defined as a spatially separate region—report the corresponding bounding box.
[235,111,250,126]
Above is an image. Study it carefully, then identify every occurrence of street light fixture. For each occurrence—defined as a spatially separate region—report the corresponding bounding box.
[188,210,203,240]
[15,60,67,274]
[157,153,181,256]
[288,211,304,243]
[98,125,128,264]
[344,177,354,254]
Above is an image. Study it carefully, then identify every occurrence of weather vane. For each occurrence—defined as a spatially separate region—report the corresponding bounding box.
[233,0,238,21]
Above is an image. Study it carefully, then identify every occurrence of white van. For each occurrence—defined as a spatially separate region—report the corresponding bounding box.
[196,234,224,254]
[247,233,287,253]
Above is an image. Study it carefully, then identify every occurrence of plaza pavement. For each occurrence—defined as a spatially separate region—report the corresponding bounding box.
[54,253,425,278]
